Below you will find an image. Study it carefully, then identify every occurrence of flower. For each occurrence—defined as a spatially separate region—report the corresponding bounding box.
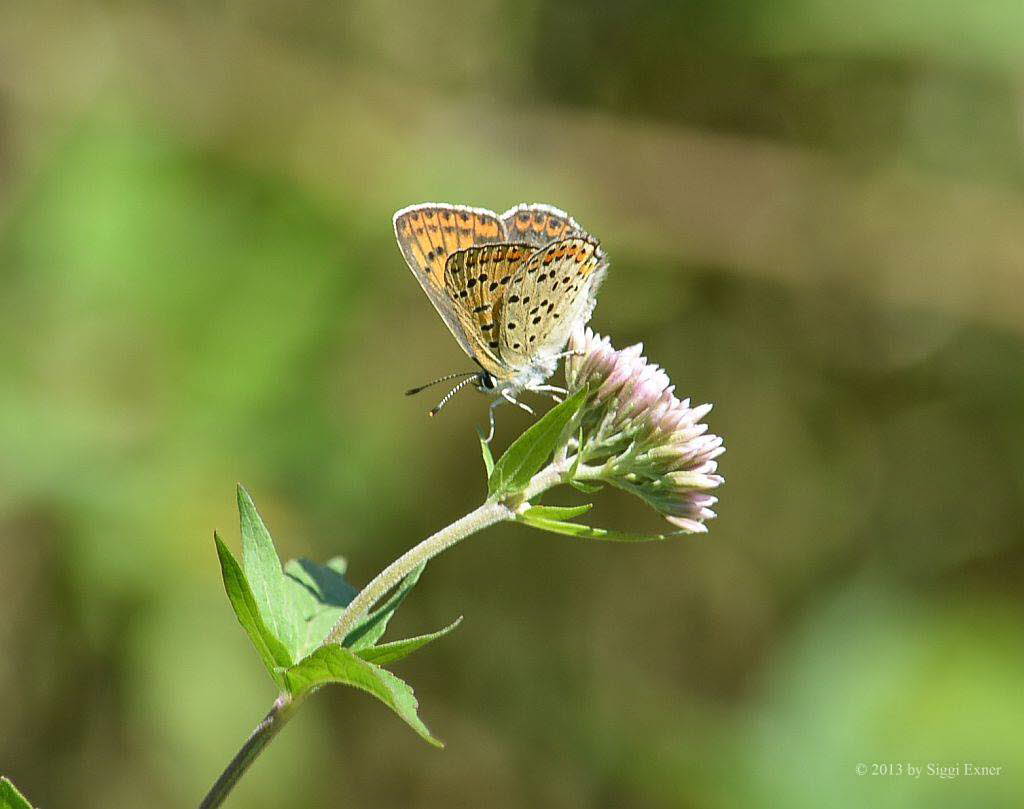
[565,328,725,533]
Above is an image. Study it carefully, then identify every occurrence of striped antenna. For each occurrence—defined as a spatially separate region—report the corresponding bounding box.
[405,371,477,396]
[429,375,478,416]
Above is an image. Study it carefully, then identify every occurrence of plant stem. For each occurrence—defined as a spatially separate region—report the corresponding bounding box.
[327,463,575,645]
[519,464,567,501]
[202,463,574,807]
[199,692,300,809]
[326,499,515,645]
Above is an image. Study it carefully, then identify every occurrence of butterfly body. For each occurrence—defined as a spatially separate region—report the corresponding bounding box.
[394,202,608,412]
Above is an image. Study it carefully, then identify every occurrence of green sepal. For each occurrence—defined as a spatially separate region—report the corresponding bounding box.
[214,532,291,686]
[284,645,443,746]
[568,427,584,477]
[488,387,589,498]
[522,503,593,521]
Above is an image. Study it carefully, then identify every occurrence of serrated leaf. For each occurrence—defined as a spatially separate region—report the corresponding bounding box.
[522,504,593,521]
[356,617,462,666]
[488,386,589,498]
[569,479,603,494]
[284,645,442,746]
[343,563,425,650]
[215,533,291,685]
[237,485,299,657]
[518,514,682,542]
[284,556,358,659]
[0,778,34,809]
[476,427,495,476]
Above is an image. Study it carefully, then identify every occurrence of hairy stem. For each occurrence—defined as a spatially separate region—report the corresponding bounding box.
[327,462,577,645]
[519,464,568,502]
[326,500,515,645]
[199,693,300,809]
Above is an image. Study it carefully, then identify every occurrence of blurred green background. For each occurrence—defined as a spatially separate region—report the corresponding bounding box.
[2,2,1023,807]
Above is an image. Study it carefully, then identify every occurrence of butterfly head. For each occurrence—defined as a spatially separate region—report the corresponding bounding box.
[473,370,498,394]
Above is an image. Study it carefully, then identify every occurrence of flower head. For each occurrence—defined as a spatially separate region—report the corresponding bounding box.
[565,328,725,533]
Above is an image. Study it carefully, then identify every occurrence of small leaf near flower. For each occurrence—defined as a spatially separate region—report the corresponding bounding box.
[284,645,443,747]
[522,504,593,521]
[517,513,683,542]
[214,532,292,684]
[488,386,589,498]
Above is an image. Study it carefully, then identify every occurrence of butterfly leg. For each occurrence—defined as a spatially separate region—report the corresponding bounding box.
[531,384,568,395]
[529,384,567,403]
[483,397,503,444]
[501,389,534,415]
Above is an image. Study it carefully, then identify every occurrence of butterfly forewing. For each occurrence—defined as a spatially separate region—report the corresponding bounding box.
[394,204,507,359]
[443,243,533,376]
[499,237,606,367]
[500,203,585,249]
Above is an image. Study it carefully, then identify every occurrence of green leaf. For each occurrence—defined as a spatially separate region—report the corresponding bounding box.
[568,427,584,477]
[476,427,495,476]
[214,533,291,686]
[518,514,682,542]
[284,645,443,746]
[569,479,603,494]
[488,386,589,498]
[237,485,299,657]
[0,777,35,809]
[284,556,358,659]
[343,563,425,650]
[522,503,593,521]
[356,617,462,666]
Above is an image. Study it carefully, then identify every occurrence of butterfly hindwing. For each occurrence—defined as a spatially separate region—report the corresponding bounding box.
[394,204,507,358]
[499,237,606,368]
[443,243,533,376]
[500,203,586,249]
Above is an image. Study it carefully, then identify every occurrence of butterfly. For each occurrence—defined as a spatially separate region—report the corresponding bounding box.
[394,202,608,439]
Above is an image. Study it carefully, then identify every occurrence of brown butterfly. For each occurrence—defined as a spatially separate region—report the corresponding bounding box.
[394,202,608,438]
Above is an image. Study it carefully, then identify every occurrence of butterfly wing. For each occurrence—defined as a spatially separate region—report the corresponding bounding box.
[394,203,507,358]
[443,243,533,376]
[499,237,607,367]
[500,203,587,249]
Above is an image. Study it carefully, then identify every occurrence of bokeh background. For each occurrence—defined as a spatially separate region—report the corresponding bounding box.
[3,2,1024,807]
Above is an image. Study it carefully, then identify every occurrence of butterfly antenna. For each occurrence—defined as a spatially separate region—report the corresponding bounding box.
[405,371,477,396]
[429,376,477,417]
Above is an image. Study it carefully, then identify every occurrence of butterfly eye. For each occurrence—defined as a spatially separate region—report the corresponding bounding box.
[478,371,497,391]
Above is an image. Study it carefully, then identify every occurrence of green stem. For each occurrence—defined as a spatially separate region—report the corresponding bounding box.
[199,692,301,809]
[327,463,577,645]
[325,500,514,645]
[519,464,568,502]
